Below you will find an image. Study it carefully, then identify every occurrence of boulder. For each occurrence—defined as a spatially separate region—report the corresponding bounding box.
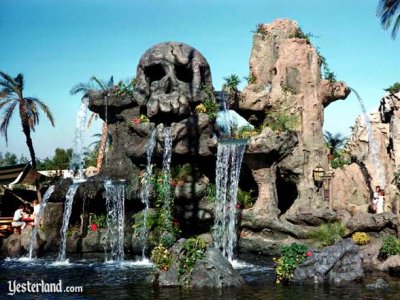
[346,212,400,236]
[292,239,364,284]
[2,233,22,257]
[366,278,389,290]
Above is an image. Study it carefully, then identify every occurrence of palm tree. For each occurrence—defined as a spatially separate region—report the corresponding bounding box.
[377,0,400,38]
[70,76,113,173]
[324,131,346,157]
[0,71,55,201]
[223,74,241,94]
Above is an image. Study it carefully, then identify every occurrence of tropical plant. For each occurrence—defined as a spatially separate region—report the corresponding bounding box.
[251,23,269,40]
[236,188,257,209]
[178,237,207,286]
[233,125,259,139]
[308,222,348,248]
[244,73,257,85]
[379,235,400,260]
[223,74,241,94]
[90,213,107,228]
[262,112,299,132]
[384,82,400,94]
[273,243,311,284]
[352,232,372,245]
[205,183,216,203]
[0,71,55,201]
[70,75,114,173]
[377,0,400,38]
[288,27,316,44]
[324,131,346,157]
[151,244,173,271]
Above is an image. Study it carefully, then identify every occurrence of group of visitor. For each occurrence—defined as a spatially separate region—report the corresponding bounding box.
[11,199,40,231]
[371,186,385,214]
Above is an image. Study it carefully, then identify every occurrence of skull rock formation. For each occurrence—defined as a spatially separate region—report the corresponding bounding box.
[88,42,216,181]
[133,42,213,119]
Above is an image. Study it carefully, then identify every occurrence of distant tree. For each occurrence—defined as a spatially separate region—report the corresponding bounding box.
[377,0,400,38]
[324,131,346,156]
[223,74,241,94]
[384,82,400,94]
[0,71,55,201]
[37,148,72,170]
[70,76,113,173]
[0,151,18,166]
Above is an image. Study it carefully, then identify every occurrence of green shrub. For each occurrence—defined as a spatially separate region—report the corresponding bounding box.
[151,244,173,271]
[308,222,348,248]
[171,164,192,183]
[236,188,256,209]
[90,213,107,228]
[288,27,316,44]
[251,23,269,40]
[244,73,257,85]
[379,235,400,260]
[233,125,259,139]
[205,183,216,203]
[262,112,299,132]
[273,243,310,284]
[384,82,400,94]
[178,237,207,286]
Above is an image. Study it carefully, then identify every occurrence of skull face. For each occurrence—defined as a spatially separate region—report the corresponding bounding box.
[134,42,212,118]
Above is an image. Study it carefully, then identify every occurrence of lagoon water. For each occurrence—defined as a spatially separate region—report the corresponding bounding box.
[1,255,399,299]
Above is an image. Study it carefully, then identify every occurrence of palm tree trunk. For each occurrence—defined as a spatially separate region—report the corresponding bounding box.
[97,122,108,173]
[19,101,42,202]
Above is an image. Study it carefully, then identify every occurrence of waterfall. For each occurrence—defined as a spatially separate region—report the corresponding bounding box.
[69,97,89,180]
[213,140,247,261]
[351,88,386,187]
[161,127,173,231]
[139,128,157,259]
[57,182,81,262]
[28,185,55,259]
[104,180,126,261]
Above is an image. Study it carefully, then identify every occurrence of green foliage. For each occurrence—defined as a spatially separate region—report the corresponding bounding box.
[262,112,299,132]
[236,188,256,209]
[329,151,351,169]
[233,125,259,139]
[308,222,348,248]
[244,73,257,85]
[223,74,241,94]
[151,244,173,271]
[114,78,137,96]
[0,151,18,166]
[379,235,400,259]
[252,23,269,40]
[198,84,219,120]
[281,84,297,95]
[37,148,73,171]
[205,183,216,203]
[178,237,207,286]
[393,169,400,190]
[384,82,400,94]
[318,52,336,82]
[288,27,316,44]
[352,232,371,246]
[90,213,107,228]
[171,164,192,183]
[273,243,309,284]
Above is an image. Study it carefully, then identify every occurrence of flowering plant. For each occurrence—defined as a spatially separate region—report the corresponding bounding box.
[131,114,150,125]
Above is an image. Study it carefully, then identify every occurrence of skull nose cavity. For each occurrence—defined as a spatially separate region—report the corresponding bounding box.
[165,78,173,94]
[144,64,165,83]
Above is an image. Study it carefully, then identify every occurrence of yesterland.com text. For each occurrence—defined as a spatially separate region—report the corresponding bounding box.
[7,280,83,296]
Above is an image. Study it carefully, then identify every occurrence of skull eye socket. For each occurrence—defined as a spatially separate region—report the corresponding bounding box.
[175,63,193,83]
[144,64,165,83]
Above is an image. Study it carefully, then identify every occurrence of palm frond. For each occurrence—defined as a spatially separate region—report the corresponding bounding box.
[14,73,24,91]
[377,0,400,38]
[0,99,14,110]
[70,82,96,96]
[26,97,55,127]
[0,71,17,86]
[0,101,17,144]
[25,98,39,129]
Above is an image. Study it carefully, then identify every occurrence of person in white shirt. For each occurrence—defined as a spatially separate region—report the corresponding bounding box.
[373,190,385,214]
[12,205,26,229]
[32,199,40,219]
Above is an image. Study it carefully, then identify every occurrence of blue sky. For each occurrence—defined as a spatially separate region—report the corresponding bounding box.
[1,0,399,159]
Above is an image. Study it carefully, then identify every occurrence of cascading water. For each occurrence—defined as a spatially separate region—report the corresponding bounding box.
[28,185,55,259]
[139,128,157,259]
[104,180,126,261]
[351,88,386,187]
[161,127,173,232]
[57,182,81,262]
[69,97,89,180]
[213,140,247,262]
